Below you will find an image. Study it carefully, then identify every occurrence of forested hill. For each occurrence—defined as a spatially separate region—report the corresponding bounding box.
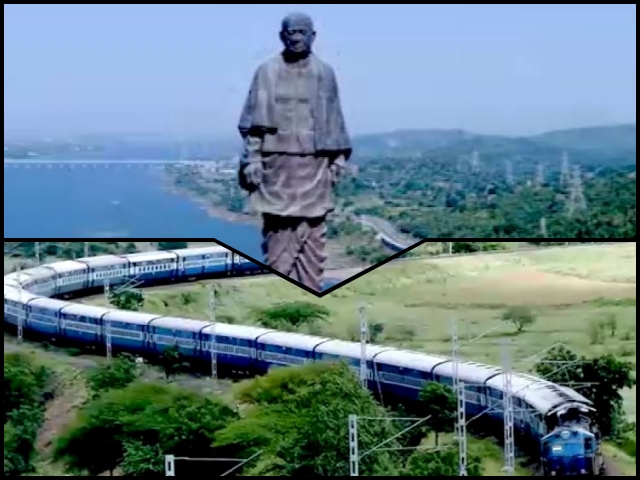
[335,124,635,240]
[4,124,636,165]
[351,124,636,167]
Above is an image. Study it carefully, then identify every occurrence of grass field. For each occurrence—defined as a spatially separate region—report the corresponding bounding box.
[85,242,636,421]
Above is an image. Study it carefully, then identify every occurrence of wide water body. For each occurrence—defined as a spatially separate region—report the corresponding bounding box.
[4,165,262,257]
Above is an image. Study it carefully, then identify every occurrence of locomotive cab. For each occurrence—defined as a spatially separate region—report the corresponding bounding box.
[542,403,605,476]
[541,427,605,476]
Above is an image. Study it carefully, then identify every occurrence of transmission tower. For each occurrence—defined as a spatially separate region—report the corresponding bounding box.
[560,151,570,188]
[505,160,514,186]
[470,150,481,174]
[451,319,467,476]
[502,341,515,475]
[539,217,548,238]
[567,165,587,216]
[35,242,41,264]
[209,284,218,381]
[358,302,368,390]
[534,164,545,188]
[104,279,112,360]
[84,242,90,258]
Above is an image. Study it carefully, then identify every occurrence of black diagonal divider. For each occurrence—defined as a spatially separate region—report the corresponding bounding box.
[6,238,436,297]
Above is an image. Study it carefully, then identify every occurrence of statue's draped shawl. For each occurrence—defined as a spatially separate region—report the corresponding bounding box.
[238,54,352,159]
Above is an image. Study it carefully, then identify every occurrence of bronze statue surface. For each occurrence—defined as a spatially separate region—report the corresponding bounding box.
[238,12,351,292]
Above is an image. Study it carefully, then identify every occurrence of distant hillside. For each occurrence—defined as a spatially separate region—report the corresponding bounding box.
[353,129,483,156]
[350,124,636,167]
[531,124,636,152]
[5,124,635,166]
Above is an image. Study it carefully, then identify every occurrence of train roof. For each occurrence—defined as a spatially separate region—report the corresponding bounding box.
[102,310,163,325]
[45,260,88,274]
[4,284,40,302]
[121,251,177,263]
[149,316,210,332]
[315,339,392,359]
[171,246,229,257]
[4,273,22,288]
[201,323,275,340]
[486,372,592,416]
[13,266,55,281]
[434,360,503,386]
[374,349,451,372]
[61,303,112,318]
[257,331,330,350]
[77,255,130,268]
[29,296,73,310]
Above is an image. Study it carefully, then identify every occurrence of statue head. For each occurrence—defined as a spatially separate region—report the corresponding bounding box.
[280,12,315,57]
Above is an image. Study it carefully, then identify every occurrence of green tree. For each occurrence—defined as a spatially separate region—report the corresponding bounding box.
[3,353,51,476]
[4,353,49,421]
[501,306,536,333]
[214,361,402,476]
[158,242,188,250]
[419,382,456,446]
[54,382,238,476]
[88,354,140,397]
[253,301,330,330]
[534,346,635,437]
[108,289,144,311]
[159,345,183,379]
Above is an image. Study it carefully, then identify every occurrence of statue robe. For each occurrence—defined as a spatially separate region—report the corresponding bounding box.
[237,53,352,292]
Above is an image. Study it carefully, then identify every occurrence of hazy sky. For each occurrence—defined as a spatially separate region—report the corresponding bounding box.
[4,3,637,139]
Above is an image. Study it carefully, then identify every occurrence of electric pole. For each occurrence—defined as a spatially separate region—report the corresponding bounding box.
[104,279,112,360]
[451,319,467,476]
[209,284,218,381]
[503,341,515,475]
[358,302,368,390]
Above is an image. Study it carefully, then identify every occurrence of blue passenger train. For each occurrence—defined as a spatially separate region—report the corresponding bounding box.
[3,246,606,476]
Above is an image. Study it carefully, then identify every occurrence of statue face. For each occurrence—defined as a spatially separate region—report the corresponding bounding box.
[280,14,315,55]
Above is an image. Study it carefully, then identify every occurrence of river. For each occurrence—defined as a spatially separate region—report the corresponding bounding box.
[4,164,343,289]
[3,165,262,258]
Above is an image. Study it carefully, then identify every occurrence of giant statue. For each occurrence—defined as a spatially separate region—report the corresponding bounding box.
[237,12,352,292]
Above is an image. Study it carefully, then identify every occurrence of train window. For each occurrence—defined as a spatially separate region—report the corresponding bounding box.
[584,438,593,452]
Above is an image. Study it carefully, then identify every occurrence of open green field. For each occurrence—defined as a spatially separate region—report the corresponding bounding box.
[85,242,636,421]
[623,387,636,422]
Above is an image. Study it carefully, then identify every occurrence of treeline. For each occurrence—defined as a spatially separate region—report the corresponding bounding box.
[4,301,635,476]
[4,353,53,476]
[341,159,635,239]
[49,340,635,476]
[53,355,485,476]
[4,242,140,261]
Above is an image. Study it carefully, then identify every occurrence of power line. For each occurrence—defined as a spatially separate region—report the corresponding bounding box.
[348,414,435,476]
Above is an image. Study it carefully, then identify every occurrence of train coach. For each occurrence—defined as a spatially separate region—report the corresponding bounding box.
[4,245,266,300]
[3,248,606,476]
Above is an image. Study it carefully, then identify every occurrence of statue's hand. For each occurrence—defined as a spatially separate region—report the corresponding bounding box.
[329,156,347,186]
[238,161,263,192]
[238,135,264,192]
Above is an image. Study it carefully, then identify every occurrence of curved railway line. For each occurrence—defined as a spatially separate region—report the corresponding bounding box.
[4,242,628,476]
